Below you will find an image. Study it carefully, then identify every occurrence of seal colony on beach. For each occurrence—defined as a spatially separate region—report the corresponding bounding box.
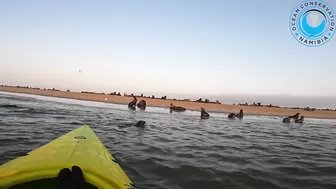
[126,100,305,124]
[0,85,329,120]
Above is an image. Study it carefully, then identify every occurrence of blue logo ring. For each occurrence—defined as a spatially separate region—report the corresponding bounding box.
[289,0,335,47]
[298,9,328,39]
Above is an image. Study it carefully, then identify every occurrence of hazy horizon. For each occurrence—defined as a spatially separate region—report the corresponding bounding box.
[1,0,336,97]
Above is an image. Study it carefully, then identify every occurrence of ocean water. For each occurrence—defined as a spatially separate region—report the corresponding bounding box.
[0,92,336,189]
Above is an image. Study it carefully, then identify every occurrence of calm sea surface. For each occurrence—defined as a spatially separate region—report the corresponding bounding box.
[0,92,335,189]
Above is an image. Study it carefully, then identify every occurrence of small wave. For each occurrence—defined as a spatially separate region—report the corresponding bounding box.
[8,108,50,115]
[0,150,30,165]
[0,104,18,108]
[1,136,31,141]
[0,95,34,103]
[0,138,17,144]
[60,121,83,125]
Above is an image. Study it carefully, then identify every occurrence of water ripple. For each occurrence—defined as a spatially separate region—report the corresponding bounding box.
[0,93,336,189]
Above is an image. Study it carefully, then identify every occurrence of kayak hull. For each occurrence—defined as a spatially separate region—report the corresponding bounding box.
[0,125,135,189]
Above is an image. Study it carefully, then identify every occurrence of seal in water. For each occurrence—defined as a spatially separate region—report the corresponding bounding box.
[137,99,146,110]
[200,107,210,119]
[292,113,300,120]
[235,109,244,119]
[134,120,146,128]
[228,113,236,119]
[128,95,137,110]
[294,116,304,124]
[170,103,186,113]
[282,116,292,123]
[118,121,146,128]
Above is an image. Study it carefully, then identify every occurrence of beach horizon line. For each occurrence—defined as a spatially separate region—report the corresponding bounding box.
[1,85,336,119]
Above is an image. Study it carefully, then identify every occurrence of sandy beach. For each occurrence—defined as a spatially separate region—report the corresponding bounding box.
[1,86,336,119]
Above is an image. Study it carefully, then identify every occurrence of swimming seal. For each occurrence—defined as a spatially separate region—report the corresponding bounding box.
[128,95,137,110]
[292,113,300,120]
[235,109,244,119]
[294,116,304,124]
[228,113,236,119]
[137,99,146,110]
[134,120,146,128]
[283,116,292,123]
[200,107,210,119]
[170,103,186,113]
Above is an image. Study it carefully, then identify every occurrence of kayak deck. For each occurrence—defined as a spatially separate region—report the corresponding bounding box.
[0,125,135,189]
[10,178,98,189]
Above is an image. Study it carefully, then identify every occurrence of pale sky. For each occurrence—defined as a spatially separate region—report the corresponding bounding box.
[0,0,335,97]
